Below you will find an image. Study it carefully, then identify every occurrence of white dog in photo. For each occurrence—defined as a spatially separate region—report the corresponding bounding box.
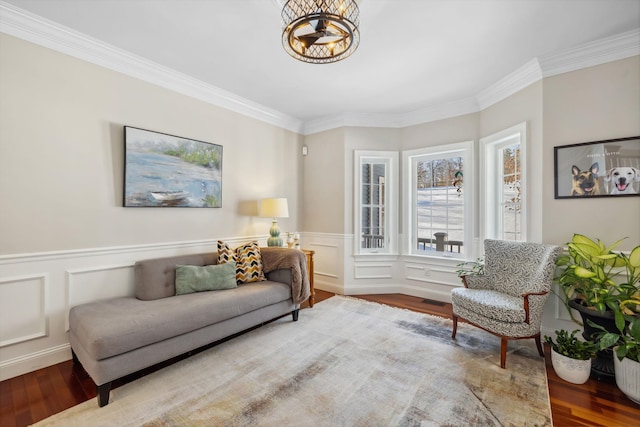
[604,167,639,194]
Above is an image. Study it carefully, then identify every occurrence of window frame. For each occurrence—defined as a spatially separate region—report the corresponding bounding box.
[402,141,475,259]
[353,150,398,255]
[479,122,528,242]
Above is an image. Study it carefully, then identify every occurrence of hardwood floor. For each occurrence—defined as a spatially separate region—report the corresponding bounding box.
[2,291,639,426]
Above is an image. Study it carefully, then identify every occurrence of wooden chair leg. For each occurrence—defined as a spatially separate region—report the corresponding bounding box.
[534,334,544,357]
[500,337,508,369]
[451,315,458,338]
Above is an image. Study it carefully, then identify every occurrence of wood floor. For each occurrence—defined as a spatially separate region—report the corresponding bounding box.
[2,291,639,427]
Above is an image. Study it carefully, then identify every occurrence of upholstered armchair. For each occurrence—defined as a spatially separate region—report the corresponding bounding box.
[451,239,562,368]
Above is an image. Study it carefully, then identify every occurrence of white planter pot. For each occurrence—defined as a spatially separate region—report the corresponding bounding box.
[551,349,592,384]
[614,355,640,404]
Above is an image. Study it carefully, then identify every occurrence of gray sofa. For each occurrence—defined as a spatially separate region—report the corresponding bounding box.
[69,248,310,407]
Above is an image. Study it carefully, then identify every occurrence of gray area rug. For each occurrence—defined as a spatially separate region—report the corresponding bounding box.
[34,296,551,426]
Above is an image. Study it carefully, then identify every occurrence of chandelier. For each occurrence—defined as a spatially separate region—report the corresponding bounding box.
[282,0,360,64]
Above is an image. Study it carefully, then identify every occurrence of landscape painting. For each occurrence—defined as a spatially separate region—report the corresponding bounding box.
[124,127,222,207]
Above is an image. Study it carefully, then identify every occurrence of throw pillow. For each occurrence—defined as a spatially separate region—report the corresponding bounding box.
[217,240,266,284]
[175,262,237,295]
[217,240,236,264]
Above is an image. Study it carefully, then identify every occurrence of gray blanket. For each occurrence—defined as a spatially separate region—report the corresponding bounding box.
[261,248,310,305]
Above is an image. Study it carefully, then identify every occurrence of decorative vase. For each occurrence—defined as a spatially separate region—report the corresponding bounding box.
[614,354,640,404]
[569,298,617,382]
[551,349,592,384]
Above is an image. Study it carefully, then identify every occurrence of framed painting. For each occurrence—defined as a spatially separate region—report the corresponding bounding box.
[124,127,223,207]
[554,136,640,199]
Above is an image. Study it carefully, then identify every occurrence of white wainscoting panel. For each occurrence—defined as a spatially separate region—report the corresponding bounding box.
[65,264,135,331]
[0,236,257,381]
[0,273,48,348]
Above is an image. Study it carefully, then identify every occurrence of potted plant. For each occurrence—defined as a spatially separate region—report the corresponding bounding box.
[455,257,484,279]
[554,233,640,380]
[544,329,599,384]
[590,298,640,403]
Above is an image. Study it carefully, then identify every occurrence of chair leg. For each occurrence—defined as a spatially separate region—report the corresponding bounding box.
[534,334,544,357]
[451,315,458,339]
[500,337,508,369]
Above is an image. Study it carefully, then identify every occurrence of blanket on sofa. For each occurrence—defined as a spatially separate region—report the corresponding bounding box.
[261,248,310,305]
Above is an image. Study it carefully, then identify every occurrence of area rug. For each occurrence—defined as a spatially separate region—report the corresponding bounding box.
[33,296,551,426]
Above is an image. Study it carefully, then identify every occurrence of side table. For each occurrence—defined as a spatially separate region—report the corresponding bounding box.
[301,249,315,307]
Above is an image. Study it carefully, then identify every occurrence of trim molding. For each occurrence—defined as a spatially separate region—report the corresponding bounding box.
[0,2,303,134]
[0,273,49,347]
[1,2,638,134]
[0,236,260,264]
[540,29,640,78]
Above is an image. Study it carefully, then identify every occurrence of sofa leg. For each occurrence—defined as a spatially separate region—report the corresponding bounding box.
[97,382,112,407]
[292,309,299,321]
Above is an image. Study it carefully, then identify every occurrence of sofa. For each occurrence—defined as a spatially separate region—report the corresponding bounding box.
[69,246,310,407]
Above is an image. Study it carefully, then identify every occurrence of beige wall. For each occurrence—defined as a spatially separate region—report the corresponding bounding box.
[301,127,348,234]
[543,57,640,251]
[0,34,303,255]
[480,81,544,242]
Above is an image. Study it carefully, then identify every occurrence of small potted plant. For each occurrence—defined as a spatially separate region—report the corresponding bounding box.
[589,298,640,403]
[544,329,599,384]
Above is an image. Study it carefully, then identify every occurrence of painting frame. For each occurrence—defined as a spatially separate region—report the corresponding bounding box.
[554,136,640,199]
[123,126,223,208]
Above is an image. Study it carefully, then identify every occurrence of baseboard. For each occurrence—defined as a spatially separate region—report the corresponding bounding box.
[0,344,71,381]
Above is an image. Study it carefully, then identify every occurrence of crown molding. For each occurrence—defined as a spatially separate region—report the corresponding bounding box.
[303,98,480,135]
[0,2,304,134]
[1,1,637,135]
[475,58,543,110]
[539,28,640,78]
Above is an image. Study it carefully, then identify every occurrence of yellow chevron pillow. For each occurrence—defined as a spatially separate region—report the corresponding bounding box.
[217,240,266,284]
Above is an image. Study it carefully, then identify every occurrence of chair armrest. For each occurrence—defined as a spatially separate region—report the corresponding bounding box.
[461,274,490,289]
[521,291,548,324]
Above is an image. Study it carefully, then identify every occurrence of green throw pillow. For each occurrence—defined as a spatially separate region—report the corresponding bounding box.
[175,262,237,295]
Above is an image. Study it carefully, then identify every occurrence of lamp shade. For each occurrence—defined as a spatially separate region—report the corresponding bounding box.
[260,198,289,218]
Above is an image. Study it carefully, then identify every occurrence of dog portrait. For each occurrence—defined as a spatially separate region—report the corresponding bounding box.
[555,136,640,199]
[604,167,639,195]
[570,162,600,196]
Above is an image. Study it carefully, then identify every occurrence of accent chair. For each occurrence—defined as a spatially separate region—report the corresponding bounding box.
[451,239,562,368]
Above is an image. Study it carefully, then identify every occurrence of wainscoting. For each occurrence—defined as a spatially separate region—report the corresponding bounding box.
[0,233,574,381]
[0,238,254,381]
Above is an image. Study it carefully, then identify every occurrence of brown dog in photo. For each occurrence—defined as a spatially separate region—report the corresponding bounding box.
[571,162,600,196]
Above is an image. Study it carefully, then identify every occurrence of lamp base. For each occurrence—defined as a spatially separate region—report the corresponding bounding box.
[267,219,283,247]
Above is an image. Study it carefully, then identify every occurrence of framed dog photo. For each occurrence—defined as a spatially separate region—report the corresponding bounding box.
[554,136,640,199]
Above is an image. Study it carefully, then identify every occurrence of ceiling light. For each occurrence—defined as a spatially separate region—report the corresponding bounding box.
[282,0,360,64]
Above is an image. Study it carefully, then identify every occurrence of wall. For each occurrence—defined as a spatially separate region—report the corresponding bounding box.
[0,34,303,379]
[541,56,640,332]
[302,57,640,338]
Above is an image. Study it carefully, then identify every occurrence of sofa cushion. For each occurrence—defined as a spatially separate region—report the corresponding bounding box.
[175,262,237,295]
[70,280,292,361]
[135,253,218,300]
[217,240,266,284]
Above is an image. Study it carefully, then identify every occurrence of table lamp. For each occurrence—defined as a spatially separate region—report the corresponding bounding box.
[260,198,289,247]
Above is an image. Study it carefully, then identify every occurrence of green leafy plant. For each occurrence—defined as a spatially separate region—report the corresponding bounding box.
[544,329,599,360]
[455,257,484,278]
[589,298,640,363]
[555,234,640,314]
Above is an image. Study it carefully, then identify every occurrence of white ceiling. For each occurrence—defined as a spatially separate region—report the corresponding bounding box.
[2,0,640,131]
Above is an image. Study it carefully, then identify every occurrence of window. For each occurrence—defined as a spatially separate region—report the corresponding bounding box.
[354,151,398,254]
[403,142,474,257]
[480,123,527,242]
